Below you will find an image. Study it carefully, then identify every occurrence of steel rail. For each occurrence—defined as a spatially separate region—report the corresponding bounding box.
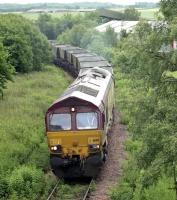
[46,179,60,200]
[82,179,94,200]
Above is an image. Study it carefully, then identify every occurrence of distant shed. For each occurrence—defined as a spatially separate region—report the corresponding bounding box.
[97,8,124,20]
[95,20,157,36]
[95,20,139,34]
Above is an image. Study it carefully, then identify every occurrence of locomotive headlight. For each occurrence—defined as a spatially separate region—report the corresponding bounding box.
[50,145,62,153]
[51,146,57,151]
[71,107,75,112]
[89,144,100,150]
[53,146,57,151]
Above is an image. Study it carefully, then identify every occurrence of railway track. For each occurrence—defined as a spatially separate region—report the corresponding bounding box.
[82,179,94,200]
[46,178,94,200]
[47,179,61,200]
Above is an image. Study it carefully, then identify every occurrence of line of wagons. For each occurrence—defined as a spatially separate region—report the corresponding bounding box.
[51,41,113,77]
[46,41,114,178]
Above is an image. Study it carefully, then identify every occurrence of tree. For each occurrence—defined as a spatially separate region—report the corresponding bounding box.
[4,34,33,73]
[36,13,56,40]
[55,13,75,37]
[0,42,14,98]
[103,26,118,47]
[160,0,177,20]
[58,24,87,47]
[0,14,51,73]
[123,8,140,20]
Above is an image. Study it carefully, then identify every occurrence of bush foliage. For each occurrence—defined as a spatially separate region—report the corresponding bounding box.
[0,43,14,98]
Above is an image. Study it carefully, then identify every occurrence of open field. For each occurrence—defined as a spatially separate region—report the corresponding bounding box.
[0,7,160,21]
[110,7,159,19]
[21,11,85,20]
[138,8,159,19]
[0,11,85,20]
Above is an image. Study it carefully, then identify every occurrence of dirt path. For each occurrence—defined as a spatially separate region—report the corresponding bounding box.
[89,110,128,200]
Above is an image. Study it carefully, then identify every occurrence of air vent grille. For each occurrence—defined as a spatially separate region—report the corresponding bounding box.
[77,85,98,97]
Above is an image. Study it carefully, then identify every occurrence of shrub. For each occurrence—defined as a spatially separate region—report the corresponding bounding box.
[110,183,133,200]
[143,176,175,200]
[8,166,45,200]
[0,42,14,97]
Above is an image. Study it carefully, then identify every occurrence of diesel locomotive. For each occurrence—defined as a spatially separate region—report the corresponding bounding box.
[45,43,114,178]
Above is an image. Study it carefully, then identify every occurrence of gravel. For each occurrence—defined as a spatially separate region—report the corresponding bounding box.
[89,110,128,200]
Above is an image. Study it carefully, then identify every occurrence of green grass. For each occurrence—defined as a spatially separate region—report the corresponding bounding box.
[0,65,71,199]
[139,8,160,19]
[111,8,160,20]
[0,11,83,20]
[56,183,88,200]
[164,71,177,79]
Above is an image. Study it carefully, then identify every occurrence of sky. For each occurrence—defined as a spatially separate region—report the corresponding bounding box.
[0,0,160,5]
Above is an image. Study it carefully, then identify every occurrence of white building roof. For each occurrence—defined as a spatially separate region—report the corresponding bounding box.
[95,20,139,33]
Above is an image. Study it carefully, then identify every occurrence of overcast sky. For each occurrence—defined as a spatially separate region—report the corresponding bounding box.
[0,0,160,5]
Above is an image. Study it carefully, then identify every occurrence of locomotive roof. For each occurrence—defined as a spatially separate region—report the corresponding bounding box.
[47,67,113,113]
[79,66,113,75]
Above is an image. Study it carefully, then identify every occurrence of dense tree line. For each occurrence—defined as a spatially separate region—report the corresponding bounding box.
[36,12,100,40]
[0,14,51,97]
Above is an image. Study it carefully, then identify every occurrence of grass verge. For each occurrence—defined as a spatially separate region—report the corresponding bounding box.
[0,65,71,200]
